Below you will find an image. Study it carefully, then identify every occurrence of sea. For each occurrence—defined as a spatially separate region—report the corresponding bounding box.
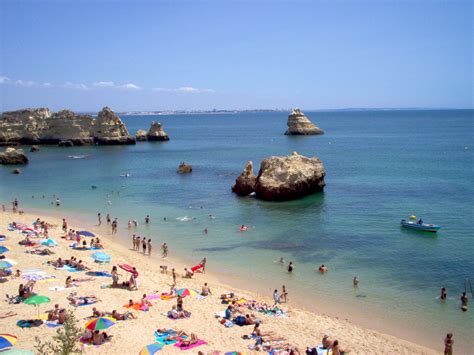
[1,109,473,351]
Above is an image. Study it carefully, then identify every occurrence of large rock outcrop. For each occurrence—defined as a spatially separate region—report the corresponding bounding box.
[285,108,324,135]
[135,130,147,141]
[147,121,169,141]
[0,147,29,165]
[232,161,257,196]
[0,107,135,146]
[232,152,325,201]
[94,107,135,145]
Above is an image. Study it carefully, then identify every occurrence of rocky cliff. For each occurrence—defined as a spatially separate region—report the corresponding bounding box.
[0,147,29,164]
[0,107,135,146]
[285,108,324,135]
[232,152,325,201]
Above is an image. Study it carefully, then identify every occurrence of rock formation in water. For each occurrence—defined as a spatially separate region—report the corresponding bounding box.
[0,147,29,165]
[232,152,325,201]
[285,108,324,135]
[0,107,135,146]
[232,161,257,196]
[94,107,135,145]
[12,168,22,174]
[147,121,169,141]
[135,130,147,141]
[177,162,192,174]
[30,145,40,152]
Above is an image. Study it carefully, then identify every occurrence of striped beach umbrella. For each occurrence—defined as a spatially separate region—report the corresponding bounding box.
[176,288,199,298]
[139,343,163,355]
[0,334,18,350]
[0,246,10,254]
[84,317,116,331]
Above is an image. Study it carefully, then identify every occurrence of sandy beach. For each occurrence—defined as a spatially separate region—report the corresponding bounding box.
[0,209,439,354]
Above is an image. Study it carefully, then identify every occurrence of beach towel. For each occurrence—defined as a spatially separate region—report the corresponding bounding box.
[124,303,152,311]
[17,319,43,328]
[145,293,162,300]
[174,339,207,350]
[161,312,191,320]
[86,271,112,277]
[160,294,177,300]
[45,320,63,328]
[154,330,181,345]
[56,265,83,272]
[49,285,76,292]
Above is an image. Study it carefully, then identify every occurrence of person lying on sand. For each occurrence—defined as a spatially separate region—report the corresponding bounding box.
[28,248,55,255]
[168,305,188,319]
[163,330,188,342]
[92,307,104,317]
[47,304,60,321]
[67,293,100,306]
[111,309,137,320]
[92,330,109,345]
[179,333,198,347]
[49,257,65,267]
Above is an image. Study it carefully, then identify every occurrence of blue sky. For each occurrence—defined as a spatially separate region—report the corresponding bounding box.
[0,0,472,111]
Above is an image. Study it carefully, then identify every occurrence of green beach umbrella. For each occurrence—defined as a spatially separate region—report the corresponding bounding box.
[24,295,51,317]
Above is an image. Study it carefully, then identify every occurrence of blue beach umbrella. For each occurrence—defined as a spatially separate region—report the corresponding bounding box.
[40,239,58,247]
[91,252,111,263]
[77,231,95,237]
[0,259,17,269]
[0,246,10,254]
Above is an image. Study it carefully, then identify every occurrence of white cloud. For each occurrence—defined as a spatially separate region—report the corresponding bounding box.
[0,76,11,84]
[93,81,115,87]
[63,82,88,90]
[42,82,52,87]
[153,86,214,93]
[15,79,37,87]
[119,83,141,90]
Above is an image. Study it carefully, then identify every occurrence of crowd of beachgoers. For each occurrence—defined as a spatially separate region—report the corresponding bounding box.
[0,198,442,354]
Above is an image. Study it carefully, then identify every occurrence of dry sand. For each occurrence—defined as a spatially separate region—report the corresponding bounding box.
[0,210,438,354]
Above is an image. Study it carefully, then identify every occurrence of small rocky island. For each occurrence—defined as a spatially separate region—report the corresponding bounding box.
[285,108,324,135]
[136,121,170,142]
[0,147,29,165]
[0,106,135,146]
[232,152,325,201]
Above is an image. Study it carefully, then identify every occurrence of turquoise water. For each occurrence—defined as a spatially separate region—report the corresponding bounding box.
[1,110,473,350]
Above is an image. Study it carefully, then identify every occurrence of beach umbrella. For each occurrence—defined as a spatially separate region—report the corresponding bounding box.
[84,317,116,331]
[118,263,136,274]
[0,334,18,350]
[91,252,111,263]
[40,239,58,247]
[0,246,11,254]
[24,295,51,317]
[139,343,163,355]
[0,259,17,269]
[176,288,199,298]
[77,231,95,237]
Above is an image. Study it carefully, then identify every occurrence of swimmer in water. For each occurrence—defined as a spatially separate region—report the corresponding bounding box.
[278,257,285,264]
[353,276,359,286]
[318,264,328,273]
[440,287,447,302]
[204,228,208,234]
[287,261,294,273]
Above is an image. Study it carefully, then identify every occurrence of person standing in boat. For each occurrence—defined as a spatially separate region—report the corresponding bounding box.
[417,218,423,224]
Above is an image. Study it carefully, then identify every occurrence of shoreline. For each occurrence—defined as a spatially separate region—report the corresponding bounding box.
[0,206,439,354]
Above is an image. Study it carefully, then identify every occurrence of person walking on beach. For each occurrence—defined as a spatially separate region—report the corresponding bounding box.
[460,292,468,311]
[147,239,152,256]
[444,333,453,355]
[281,285,288,302]
[62,218,68,233]
[132,235,136,250]
[172,268,176,284]
[136,236,141,251]
[441,287,447,302]
[142,238,147,254]
[201,257,207,273]
[162,243,168,258]
[97,213,102,225]
[273,289,281,306]
[106,214,111,225]
[111,218,118,234]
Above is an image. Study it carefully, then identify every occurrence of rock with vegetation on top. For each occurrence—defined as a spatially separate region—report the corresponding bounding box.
[285,108,324,135]
[135,130,147,141]
[147,121,169,141]
[177,162,192,174]
[232,152,325,201]
[232,161,257,196]
[0,147,29,165]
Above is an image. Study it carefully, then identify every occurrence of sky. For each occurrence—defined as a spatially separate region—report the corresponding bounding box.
[0,0,472,112]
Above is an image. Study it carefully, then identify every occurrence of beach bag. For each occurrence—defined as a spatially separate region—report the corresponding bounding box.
[234,315,246,326]
[17,319,43,328]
